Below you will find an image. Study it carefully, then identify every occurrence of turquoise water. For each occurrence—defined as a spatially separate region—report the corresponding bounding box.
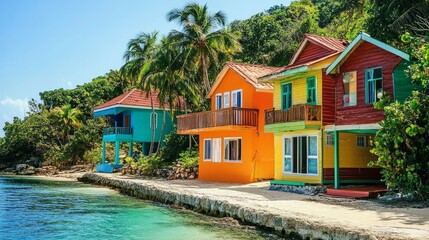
[0,176,275,240]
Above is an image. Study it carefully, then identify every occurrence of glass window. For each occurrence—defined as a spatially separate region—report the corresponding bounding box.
[356,135,368,147]
[224,138,241,162]
[283,135,318,175]
[343,71,357,106]
[224,92,230,108]
[212,138,221,163]
[326,134,334,146]
[365,68,383,104]
[232,90,242,108]
[215,94,222,110]
[307,77,317,105]
[203,139,211,161]
[281,83,292,110]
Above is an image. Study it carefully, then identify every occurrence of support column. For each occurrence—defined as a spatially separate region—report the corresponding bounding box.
[102,141,106,164]
[115,141,120,165]
[334,131,340,189]
[129,142,133,157]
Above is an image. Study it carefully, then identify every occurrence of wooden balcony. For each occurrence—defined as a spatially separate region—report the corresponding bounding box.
[264,104,321,132]
[177,107,259,134]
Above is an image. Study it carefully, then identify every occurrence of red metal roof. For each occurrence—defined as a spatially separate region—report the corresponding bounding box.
[304,34,349,53]
[94,89,162,110]
[261,34,349,79]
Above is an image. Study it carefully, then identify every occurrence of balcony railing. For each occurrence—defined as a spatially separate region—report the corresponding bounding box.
[265,104,321,125]
[103,127,133,135]
[177,107,259,132]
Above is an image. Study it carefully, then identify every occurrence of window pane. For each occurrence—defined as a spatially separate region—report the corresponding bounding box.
[292,137,298,173]
[284,138,291,155]
[308,158,317,174]
[308,136,317,156]
[284,157,292,172]
[373,68,382,78]
[301,137,307,173]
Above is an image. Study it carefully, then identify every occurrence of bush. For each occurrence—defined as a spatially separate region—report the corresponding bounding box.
[370,34,429,200]
[83,147,102,165]
[178,149,199,168]
[159,131,197,163]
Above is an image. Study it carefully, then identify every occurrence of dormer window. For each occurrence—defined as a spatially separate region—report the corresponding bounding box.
[343,71,357,106]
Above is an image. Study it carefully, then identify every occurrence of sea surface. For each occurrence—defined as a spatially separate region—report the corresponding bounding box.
[0,175,276,240]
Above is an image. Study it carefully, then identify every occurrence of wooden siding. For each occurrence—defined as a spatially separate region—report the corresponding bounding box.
[321,70,336,125]
[334,42,403,125]
[294,42,333,65]
[393,59,419,102]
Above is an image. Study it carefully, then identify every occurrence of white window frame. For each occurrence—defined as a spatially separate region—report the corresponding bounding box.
[223,92,230,108]
[356,135,369,148]
[203,139,212,161]
[224,137,242,163]
[282,134,319,176]
[150,112,158,129]
[283,137,293,173]
[215,93,222,110]
[231,89,242,108]
[325,134,334,146]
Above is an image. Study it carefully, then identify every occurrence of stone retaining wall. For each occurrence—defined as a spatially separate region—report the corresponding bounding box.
[78,173,388,240]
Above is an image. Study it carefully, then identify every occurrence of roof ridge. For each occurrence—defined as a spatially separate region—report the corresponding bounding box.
[117,89,137,104]
[226,61,281,70]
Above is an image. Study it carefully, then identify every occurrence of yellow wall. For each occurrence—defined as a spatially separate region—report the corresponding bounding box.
[273,129,323,184]
[273,70,323,109]
[323,132,378,168]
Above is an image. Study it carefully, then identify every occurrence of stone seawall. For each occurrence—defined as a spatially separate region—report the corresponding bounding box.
[78,173,405,240]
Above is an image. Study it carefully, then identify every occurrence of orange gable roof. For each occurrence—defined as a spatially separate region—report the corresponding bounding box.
[207,62,282,98]
[94,89,162,110]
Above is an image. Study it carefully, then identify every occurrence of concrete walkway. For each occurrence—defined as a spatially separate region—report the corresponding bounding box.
[84,173,429,239]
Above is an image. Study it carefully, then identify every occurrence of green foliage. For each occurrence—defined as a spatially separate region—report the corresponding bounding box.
[178,149,199,168]
[159,132,197,164]
[83,147,102,165]
[370,36,429,200]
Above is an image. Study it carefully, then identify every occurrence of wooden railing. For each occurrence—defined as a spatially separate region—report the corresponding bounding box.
[103,127,133,135]
[177,107,259,131]
[264,104,321,125]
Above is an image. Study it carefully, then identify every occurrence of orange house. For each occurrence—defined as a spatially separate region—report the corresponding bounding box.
[177,62,281,183]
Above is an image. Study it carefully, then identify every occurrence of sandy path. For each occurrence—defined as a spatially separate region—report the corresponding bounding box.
[93,174,429,239]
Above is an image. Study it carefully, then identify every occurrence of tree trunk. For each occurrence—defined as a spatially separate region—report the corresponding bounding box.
[156,107,167,154]
[184,99,192,150]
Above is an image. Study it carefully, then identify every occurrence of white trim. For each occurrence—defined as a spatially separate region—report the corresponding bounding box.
[223,92,230,108]
[94,104,164,113]
[281,134,319,176]
[223,137,242,163]
[324,124,381,131]
[231,89,243,108]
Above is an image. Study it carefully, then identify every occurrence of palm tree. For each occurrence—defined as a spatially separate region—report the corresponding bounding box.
[51,104,82,144]
[167,3,241,94]
[121,32,159,155]
[148,37,200,153]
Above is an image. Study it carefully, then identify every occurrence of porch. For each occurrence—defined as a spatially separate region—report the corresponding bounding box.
[177,107,259,134]
[264,104,322,132]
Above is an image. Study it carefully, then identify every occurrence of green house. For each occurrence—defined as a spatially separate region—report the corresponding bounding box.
[93,89,174,172]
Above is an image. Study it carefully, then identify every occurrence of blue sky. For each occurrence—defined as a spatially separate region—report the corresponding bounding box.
[0,0,291,136]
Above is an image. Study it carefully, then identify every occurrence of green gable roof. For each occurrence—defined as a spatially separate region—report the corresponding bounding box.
[326,32,410,74]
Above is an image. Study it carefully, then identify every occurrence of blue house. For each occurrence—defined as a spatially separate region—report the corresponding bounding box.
[93,89,175,172]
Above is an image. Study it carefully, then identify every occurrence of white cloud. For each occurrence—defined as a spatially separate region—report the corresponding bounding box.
[1,97,29,116]
[67,81,73,88]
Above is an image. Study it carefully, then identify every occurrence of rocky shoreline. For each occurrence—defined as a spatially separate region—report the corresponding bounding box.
[78,173,426,240]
